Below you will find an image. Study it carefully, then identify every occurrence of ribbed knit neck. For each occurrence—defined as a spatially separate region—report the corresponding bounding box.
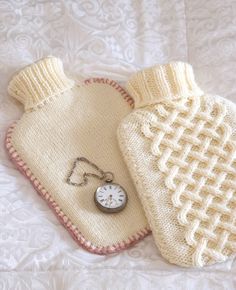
[8,56,74,111]
[126,62,204,109]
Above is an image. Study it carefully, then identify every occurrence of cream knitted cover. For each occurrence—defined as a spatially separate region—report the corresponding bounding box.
[117,62,236,267]
[5,56,150,254]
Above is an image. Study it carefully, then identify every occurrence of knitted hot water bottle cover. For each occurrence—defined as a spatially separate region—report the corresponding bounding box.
[118,62,236,267]
[5,56,150,254]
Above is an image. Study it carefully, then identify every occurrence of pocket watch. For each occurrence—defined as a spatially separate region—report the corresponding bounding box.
[94,182,128,213]
[66,157,128,213]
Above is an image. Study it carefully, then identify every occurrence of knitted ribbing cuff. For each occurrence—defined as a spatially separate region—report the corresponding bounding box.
[127,62,204,108]
[8,56,75,111]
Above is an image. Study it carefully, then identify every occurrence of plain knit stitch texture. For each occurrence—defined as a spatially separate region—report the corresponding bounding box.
[6,56,150,253]
[118,62,236,267]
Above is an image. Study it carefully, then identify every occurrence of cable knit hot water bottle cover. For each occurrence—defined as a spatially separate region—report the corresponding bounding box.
[118,62,236,267]
[5,57,150,254]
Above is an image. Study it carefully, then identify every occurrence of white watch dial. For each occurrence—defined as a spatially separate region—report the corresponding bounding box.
[94,183,128,213]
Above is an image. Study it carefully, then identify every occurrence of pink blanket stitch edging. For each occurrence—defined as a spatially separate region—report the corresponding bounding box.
[5,77,151,255]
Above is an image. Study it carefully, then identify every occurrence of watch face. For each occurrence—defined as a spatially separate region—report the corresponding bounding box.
[94,183,128,213]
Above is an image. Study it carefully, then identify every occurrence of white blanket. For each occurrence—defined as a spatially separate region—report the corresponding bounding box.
[0,0,236,289]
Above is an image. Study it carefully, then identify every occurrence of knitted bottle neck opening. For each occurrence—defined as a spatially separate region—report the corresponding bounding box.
[8,56,74,111]
[126,62,204,109]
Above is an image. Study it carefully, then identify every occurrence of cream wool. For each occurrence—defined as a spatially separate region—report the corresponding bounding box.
[6,56,150,254]
[118,62,236,267]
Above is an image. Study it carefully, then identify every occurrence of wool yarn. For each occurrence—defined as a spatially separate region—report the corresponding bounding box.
[6,56,150,254]
[118,62,236,267]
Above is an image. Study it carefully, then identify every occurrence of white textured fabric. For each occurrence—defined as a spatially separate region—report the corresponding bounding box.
[0,0,236,289]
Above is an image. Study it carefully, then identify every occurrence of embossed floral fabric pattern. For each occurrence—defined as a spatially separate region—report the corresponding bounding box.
[0,0,236,289]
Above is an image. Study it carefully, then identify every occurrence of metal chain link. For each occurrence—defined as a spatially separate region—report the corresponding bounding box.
[66,157,114,186]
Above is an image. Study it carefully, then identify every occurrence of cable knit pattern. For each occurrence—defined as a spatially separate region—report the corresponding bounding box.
[6,57,149,253]
[142,97,236,267]
[118,62,236,267]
